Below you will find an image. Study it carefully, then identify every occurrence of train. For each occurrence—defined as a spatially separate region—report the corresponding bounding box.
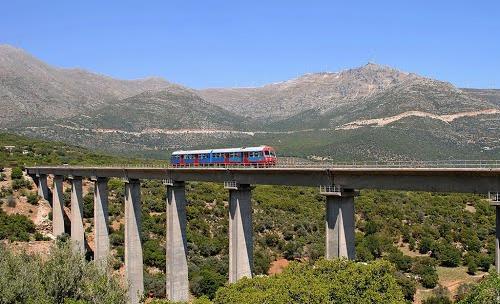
[170,145,277,167]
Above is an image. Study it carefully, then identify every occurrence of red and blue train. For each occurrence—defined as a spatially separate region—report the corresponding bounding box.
[170,145,277,167]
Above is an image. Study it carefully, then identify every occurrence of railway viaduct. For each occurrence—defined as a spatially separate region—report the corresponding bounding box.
[26,163,500,304]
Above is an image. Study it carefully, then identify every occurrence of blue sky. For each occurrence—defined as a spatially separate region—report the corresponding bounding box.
[1,1,499,88]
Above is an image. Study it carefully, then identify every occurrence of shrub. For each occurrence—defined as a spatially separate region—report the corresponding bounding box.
[253,249,272,275]
[465,254,478,275]
[34,232,50,241]
[0,243,127,303]
[191,268,226,300]
[387,250,413,272]
[12,177,32,190]
[27,192,39,205]
[143,239,166,269]
[433,242,462,267]
[477,253,492,272]
[419,237,434,254]
[10,167,23,180]
[412,257,439,289]
[144,272,166,298]
[214,259,405,303]
[454,283,474,302]
[456,273,500,303]
[0,209,35,241]
[395,272,417,302]
[83,193,94,218]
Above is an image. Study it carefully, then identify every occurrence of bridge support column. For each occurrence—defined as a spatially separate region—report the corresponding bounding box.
[496,205,500,274]
[325,191,356,260]
[124,179,144,304]
[69,176,85,253]
[93,177,110,263]
[166,181,189,302]
[52,175,65,237]
[37,173,49,200]
[228,183,253,283]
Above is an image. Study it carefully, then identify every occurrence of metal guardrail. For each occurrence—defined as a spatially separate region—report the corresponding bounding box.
[319,185,342,195]
[490,192,500,203]
[32,159,500,169]
[224,181,238,190]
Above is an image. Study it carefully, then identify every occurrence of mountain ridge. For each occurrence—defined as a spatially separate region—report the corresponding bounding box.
[1,44,499,160]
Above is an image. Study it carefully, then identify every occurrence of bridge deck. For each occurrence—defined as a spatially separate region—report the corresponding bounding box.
[27,165,500,194]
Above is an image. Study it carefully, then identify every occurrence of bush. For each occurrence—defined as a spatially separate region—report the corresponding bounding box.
[433,242,461,267]
[454,283,473,302]
[12,177,32,190]
[253,249,272,275]
[144,272,166,298]
[477,253,492,272]
[0,209,35,241]
[27,192,39,205]
[387,250,413,272]
[456,273,500,303]
[395,272,416,302]
[0,243,127,303]
[419,237,434,254]
[143,239,166,269]
[465,255,478,275]
[83,193,94,218]
[422,285,451,304]
[34,232,50,241]
[214,259,405,303]
[10,167,23,180]
[412,257,439,289]
[191,268,226,300]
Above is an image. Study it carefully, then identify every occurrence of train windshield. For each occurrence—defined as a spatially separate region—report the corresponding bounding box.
[265,150,276,157]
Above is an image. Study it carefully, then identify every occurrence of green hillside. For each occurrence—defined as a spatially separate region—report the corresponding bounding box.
[0,132,162,167]
[0,132,498,303]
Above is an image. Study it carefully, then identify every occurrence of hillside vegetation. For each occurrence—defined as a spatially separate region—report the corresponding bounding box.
[0,133,499,303]
[0,132,160,167]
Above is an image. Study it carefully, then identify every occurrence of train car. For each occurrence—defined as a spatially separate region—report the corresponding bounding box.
[170,145,277,167]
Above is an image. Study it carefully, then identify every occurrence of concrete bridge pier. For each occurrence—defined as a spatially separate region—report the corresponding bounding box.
[93,177,110,263]
[124,178,144,304]
[495,205,500,274]
[69,176,85,253]
[52,175,65,237]
[324,190,356,260]
[165,181,189,302]
[228,183,253,283]
[36,173,49,200]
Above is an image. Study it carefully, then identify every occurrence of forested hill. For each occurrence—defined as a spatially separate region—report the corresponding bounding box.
[0,132,159,167]
[0,132,499,303]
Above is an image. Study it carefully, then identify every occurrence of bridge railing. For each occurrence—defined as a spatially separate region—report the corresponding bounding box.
[31,159,500,169]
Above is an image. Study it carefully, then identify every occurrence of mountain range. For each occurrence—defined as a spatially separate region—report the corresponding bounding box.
[0,44,498,160]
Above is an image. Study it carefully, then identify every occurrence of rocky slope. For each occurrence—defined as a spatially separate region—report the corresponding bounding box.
[1,44,499,159]
[198,63,420,120]
[0,45,174,127]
